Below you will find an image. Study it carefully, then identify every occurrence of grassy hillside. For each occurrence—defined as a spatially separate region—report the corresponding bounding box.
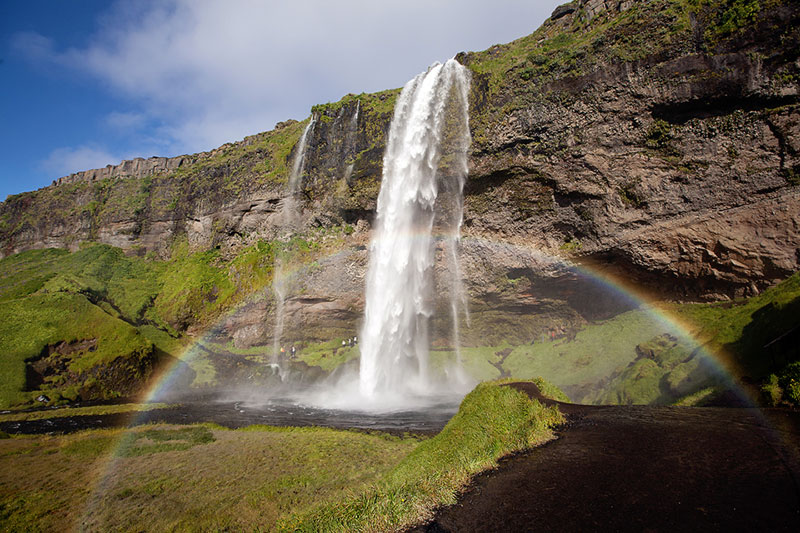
[432,308,714,405]
[429,272,800,406]
[672,272,800,404]
[0,233,350,408]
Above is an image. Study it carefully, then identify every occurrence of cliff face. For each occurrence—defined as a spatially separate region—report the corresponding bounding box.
[462,0,799,300]
[1,0,798,320]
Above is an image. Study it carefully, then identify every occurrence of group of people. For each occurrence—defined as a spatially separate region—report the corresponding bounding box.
[279,346,298,357]
[342,336,358,348]
[530,326,570,345]
[278,335,358,360]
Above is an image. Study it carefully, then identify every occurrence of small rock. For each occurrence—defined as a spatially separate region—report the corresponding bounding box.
[36,395,50,403]
[551,2,577,20]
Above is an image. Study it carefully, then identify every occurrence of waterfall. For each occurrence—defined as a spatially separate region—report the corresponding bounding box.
[283,117,316,228]
[271,116,316,366]
[358,59,472,400]
[343,100,360,182]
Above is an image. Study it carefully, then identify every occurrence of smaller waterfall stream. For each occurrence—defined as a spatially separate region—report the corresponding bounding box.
[271,116,316,368]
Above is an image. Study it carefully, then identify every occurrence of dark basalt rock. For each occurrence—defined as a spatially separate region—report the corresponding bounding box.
[551,2,577,20]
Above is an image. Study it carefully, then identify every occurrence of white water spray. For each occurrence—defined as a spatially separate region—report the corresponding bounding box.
[358,59,472,401]
[271,116,316,366]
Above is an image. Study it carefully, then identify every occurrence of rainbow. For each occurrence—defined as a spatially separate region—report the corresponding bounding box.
[131,235,755,408]
[75,236,768,527]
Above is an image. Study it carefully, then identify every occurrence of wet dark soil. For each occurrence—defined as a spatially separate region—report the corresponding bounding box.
[413,383,800,532]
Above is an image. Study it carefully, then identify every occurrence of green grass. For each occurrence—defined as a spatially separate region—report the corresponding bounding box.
[0,246,164,319]
[0,403,170,423]
[0,292,154,408]
[500,309,676,402]
[295,339,360,372]
[116,426,216,457]
[0,423,419,531]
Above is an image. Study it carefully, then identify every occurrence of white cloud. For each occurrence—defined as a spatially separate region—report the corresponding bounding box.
[33,0,563,158]
[10,32,56,63]
[104,111,148,131]
[41,145,124,178]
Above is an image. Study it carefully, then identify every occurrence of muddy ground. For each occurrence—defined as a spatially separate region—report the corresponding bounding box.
[413,383,800,532]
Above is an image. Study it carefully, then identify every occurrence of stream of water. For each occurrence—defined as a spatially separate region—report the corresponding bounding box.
[271,116,316,368]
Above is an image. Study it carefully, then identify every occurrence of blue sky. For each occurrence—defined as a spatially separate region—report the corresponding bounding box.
[1,0,563,201]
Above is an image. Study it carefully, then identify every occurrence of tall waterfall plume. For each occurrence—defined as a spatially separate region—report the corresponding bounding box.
[358,59,472,401]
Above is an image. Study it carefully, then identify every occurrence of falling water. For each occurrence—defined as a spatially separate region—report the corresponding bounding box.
[359,59,472,401]
[283,116,316,228]
[271,116,316,366]
[343,100,360,182]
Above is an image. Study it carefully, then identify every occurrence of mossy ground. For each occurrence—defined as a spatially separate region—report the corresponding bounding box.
[0,380,564,532]
[431,273,800,406]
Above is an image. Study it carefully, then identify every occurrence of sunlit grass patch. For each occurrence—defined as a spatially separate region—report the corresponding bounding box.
[82,424,418,531]
[61,434,118,458]
[0,421,420,531]
[672,387,720,406]
[296,339,360,372]
[116,426,215,457]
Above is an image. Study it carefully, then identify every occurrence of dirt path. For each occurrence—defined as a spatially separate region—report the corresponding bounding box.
[414,383,800,532]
